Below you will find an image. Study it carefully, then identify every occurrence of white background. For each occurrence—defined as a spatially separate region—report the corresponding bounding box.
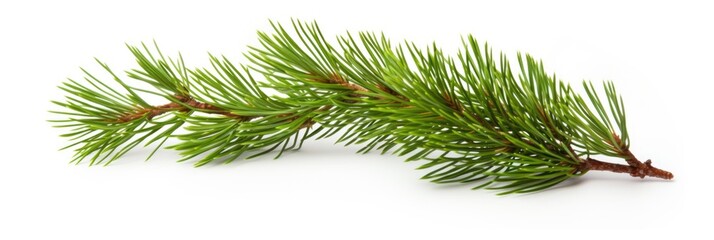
[1,0,712,239]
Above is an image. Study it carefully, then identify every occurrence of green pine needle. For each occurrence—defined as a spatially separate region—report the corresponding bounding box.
[50,19,672,194]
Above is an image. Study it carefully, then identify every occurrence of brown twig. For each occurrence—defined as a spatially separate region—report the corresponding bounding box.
[592,133,675,179]
[580,157,673,180]
[115,95,251,123]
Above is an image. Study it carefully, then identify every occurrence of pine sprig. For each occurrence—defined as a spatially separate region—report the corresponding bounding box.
[50,20,673,194]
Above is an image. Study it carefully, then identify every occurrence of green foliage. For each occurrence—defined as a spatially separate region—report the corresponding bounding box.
[49,58,183,166]
[51,20,632,193]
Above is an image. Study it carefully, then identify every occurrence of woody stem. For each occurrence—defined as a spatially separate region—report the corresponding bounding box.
[115,95,249,123]
[581,157,674,180]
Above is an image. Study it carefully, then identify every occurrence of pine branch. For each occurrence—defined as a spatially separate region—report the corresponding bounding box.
[50,20,673,194]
